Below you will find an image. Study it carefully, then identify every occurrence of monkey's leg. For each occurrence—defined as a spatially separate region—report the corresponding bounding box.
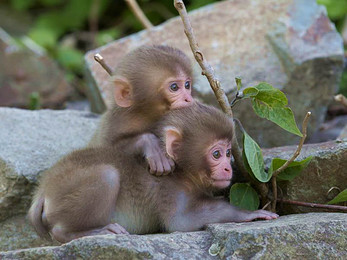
[45,164,128,243]
[164,196,278,232]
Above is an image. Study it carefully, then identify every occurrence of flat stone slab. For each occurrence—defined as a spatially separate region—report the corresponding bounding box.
[1,213,345,259]
[263,140,347,213]
[0,108,99,221]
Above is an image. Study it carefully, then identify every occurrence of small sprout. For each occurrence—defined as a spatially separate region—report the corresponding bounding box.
[208,242,221,256]
[235,77,242,91]
[236,91,244,98]
[29,92,41,110]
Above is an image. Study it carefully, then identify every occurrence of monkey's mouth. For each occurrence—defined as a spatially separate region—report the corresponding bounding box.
[212,178,231,188]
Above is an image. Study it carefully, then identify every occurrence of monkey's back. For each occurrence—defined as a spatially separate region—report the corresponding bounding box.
[112,154,185,235]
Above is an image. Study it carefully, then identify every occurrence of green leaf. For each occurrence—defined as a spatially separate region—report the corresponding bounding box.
[29,92,41,110]
[252,83,287,106]
[229,183,259,210]
[56,47,84,74]
[252,99,303,137]
[235,77,242,91]
[269,156,312,181]
[328,189,347,205]
[243,132,271,182]
[28,28,58,49]
[243,87,259,98]
[243,83,302,137]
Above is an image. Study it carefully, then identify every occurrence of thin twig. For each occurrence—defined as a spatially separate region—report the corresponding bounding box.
[277,199,347,212]
[334,94,347,108]
[262,201,271,210]
[94,53,113,76]
[125,0,153,29]
[89,0,101,48]
[271,111,311,211]
[272,111,311,178]
[173,0,257,193]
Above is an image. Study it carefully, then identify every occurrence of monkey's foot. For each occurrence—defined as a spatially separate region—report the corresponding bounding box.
[248,210,279,221]
[101,223,129,235]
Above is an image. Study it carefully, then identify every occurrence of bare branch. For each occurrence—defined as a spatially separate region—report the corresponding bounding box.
[94,53,113,76]
[125,0,153,30]
[277,199,347,212]
[173,0,257,191]
[174,0,232,116]
[334,94,347,108]
[272,111,312,178]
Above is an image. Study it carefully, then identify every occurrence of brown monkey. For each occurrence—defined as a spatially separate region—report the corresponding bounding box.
[29,103,278,243]
[89,45,194,175]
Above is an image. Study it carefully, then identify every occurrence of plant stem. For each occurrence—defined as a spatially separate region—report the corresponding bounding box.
[94,53,113,76]
[277,199,347,212]
[125,0,153,29]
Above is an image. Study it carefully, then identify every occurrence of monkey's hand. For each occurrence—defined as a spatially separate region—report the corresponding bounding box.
[139,133,175,176]
[243,209,279,221]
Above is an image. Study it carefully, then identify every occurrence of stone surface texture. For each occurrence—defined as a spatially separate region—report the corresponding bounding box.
[0,108,99,221]
[263,140,347,214]
[84,0,344,147]
[1,213,346,259]
[0,29,71,109]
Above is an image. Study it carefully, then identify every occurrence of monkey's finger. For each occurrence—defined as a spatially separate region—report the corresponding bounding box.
[257,210,279,219]
[107,223,129,234]
[147,158,158,175]
[161,157,172,175]
[156,158,165,175]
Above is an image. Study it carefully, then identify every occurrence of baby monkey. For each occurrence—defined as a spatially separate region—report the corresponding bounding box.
[29,103,278,243]
[90,45,194,175]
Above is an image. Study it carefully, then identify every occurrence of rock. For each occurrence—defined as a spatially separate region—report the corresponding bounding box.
[0,29,72,109]
[207,213,346,259]
[1,213,345,259]
[84,0,344,147]
[338,124,347,140]
[0,108,99,221]
[263,140,347,214]
[0,215,57,252]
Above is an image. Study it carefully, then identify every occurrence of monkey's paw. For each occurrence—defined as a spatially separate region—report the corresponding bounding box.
[248,210,279,221]
[147,154,175,176]
[102,223,129,235]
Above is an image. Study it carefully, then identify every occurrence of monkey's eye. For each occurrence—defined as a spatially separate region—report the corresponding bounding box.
[185,81,190,89]
[226,149,231,158]
[170,83,179,91]
[212,150,221,159]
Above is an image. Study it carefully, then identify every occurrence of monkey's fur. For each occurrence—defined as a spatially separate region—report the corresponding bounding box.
[29,103,278,243]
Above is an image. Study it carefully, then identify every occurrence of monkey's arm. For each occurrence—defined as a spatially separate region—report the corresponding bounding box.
[165,195,278,232]
[117,133,175,176]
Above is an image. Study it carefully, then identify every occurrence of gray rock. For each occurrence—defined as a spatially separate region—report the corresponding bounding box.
[84,0,344,147]
[1,213,345,259]
[338,124,347,140]
[0,108,99,221]
[0,215,57,252]
[0,29,72,109]
[263,140,347,214]
[207,213,347,259]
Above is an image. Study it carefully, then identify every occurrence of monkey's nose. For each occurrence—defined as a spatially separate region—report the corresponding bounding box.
[184,95,193,103]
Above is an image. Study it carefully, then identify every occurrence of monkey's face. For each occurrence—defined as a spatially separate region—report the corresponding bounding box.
[161,70,194,109]
[206,139,233,189]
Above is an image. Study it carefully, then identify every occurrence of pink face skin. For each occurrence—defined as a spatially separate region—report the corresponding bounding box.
[163,71,194,109]
[207,139,233,189]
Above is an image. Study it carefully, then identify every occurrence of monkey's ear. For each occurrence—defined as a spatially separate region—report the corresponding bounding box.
[112,77,133,107]
[165,126,182,160]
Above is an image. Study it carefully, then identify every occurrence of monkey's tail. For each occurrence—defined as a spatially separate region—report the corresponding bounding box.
[28,191,51,240]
